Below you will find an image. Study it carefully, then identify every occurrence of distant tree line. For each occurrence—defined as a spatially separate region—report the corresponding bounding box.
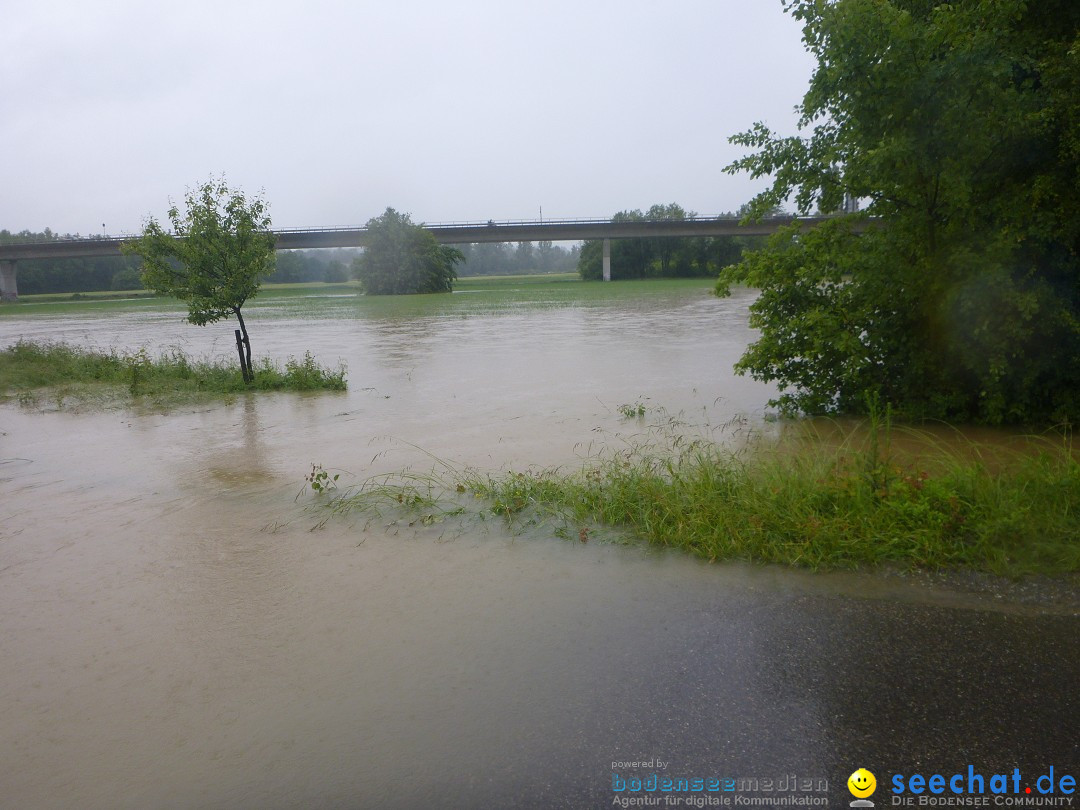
[455,240,579,276]
[576,203,767,281]
[271,249,357,284]
[0,229,145,294]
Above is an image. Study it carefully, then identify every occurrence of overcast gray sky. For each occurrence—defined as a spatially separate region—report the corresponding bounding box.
[1,0,814,235]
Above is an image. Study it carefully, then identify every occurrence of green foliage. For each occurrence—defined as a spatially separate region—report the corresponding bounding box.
[1,229,145,295]
[123,178,275,325]
[467,422,1080,575]
[578,204,757,281]
[0,339,127,389]
[353,208,462,295]
[300,407,1078,575]
[617,399,649,419]
[316,468,469,531]
[269,249,359,284]
[0,340,346,406]
[456,240,578,276]
[305,464,340,494]
[281,351,348,391]
[110,267,144,291]
[126,346,152,395]
[719,0,1080,424]
[719,219,901,415]
[122,178,276,382]
[322,259,350,283]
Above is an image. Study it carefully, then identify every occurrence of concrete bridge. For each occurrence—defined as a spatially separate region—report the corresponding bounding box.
[0,215,835,301]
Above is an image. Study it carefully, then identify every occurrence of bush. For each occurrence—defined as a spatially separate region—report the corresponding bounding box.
[110,268,144,291]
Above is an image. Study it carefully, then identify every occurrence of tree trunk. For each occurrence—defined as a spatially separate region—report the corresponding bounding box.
[234,330,249,382]
[234,307,253,383]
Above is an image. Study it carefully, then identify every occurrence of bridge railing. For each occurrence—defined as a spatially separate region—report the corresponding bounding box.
[415,216,742,230]
[273,215,746,234]
[0,232,141,246]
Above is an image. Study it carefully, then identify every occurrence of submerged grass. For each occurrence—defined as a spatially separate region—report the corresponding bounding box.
[317,415,1079,577]
[0,339,346,407]
[464,420,1079,576]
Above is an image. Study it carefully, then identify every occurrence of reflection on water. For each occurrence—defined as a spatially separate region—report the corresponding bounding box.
[1,283,1076,808]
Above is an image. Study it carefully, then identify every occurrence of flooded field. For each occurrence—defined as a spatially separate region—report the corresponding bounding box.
[1,280,1077,808]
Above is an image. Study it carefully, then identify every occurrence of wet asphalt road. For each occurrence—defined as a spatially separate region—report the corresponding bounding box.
[408,591,1079,809]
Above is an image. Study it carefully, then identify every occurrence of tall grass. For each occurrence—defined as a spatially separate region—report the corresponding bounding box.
[463,419,1078,575]
[315,413,1077,576]
[0,340,346,404]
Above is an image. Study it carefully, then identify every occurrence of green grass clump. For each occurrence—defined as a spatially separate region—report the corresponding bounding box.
[0,340,346,405]
[273,351,348,391]
[307,414,1077,575]
[465,426,1080,576]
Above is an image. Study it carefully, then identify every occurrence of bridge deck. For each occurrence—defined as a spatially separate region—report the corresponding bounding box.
[0,216,837,260]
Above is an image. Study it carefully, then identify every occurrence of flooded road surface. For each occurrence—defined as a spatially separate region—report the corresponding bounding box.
[1,283,1077,808]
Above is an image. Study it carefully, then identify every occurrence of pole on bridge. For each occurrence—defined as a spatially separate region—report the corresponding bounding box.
[0,260,17,302]
[602,238,611,282]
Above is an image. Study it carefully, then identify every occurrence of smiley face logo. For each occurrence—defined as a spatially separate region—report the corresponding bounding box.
[848,768,877,798]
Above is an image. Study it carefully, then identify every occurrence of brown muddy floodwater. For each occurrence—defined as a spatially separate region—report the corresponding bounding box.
[1,283,1077,809]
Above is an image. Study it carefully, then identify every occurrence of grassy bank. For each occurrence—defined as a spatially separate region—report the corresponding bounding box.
[321,416,1079,577]
[0,340,346,406]
[460,421,1078,576]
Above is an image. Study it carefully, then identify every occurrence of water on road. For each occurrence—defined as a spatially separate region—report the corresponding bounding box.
[1,282,1076,809]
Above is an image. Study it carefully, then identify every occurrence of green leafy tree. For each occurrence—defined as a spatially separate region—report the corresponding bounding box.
[514,240,535,271]
[579,210,650,280]
[578,205,750,280]
[458,241,513,276]
[110,267,144,291]
[354,208,462,295]
[719,0,1080,424]
[270,251,305,283]
[122,178,275,382]
[454,241,577,276]
[323,259,349,283]
[3,229,145,294]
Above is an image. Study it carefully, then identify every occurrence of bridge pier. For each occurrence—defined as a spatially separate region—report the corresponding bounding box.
[0,260,17,302]
[602,238,611,281]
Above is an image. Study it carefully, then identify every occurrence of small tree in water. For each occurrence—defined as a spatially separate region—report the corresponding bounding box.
[123,178,275,382]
